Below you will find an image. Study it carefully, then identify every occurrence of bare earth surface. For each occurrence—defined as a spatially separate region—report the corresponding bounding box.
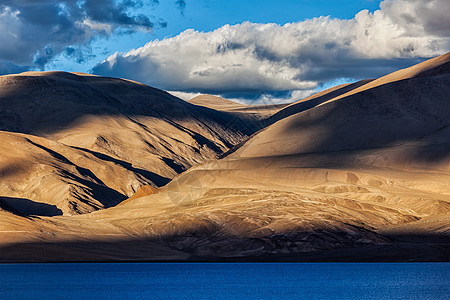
[0,72,255,215]
[0,53,449,262]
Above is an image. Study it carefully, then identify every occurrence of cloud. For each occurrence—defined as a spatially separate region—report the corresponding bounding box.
[380,0,450,37]
[0,0,162,74]
[92,0,450,103]
[0,61,30,75]
[168,90,201,101]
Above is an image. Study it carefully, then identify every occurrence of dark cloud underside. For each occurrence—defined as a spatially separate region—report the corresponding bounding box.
[0,0,162,74]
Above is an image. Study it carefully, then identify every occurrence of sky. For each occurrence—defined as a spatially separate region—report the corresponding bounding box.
[1,0,449,104]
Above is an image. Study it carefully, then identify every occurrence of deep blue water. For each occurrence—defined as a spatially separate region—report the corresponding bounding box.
[0,263,449,299]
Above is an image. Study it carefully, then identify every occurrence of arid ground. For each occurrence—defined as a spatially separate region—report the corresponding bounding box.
[0,53,449,262]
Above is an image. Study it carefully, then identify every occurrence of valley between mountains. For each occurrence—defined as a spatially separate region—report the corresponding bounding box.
[0,53,449,262]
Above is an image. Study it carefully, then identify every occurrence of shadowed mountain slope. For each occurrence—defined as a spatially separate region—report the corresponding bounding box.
[267,79,373,124]
[267,52,450,125]
[1,53,449,262]
[0,72,263,215]
[232,72,450,163]
[189,94,287,131]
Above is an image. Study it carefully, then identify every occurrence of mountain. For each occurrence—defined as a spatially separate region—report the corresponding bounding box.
[232,53,450,161]
[189,94,286,119]
[0,53,449,262]
[0,131,145,215]
[0,72,257,215]
[189,94,287,133]
[268,52,450,124]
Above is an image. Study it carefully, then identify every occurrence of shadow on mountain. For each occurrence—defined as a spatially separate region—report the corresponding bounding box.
[0,162,28,179]
[72,146,171,187]
[266,79,373,125]
[0,196,62,217]
[0,72,259,137]
[0,231,448,262]
[232,74,450,166]
[57,169,128,209]
[27,139,107,185]
[294,76,450,163]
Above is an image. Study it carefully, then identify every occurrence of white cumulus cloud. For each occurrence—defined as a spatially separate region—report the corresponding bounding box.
[93,0,450,103]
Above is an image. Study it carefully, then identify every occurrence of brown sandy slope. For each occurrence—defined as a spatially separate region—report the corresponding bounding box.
[0,131,149,215]
[0,72,262,215]
[1,54,449,262]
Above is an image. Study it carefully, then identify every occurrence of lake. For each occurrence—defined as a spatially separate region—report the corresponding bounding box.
[1,263,449,299]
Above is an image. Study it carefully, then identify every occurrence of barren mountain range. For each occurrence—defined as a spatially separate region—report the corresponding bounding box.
[0,72,267,215]
[0,53,449,262]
